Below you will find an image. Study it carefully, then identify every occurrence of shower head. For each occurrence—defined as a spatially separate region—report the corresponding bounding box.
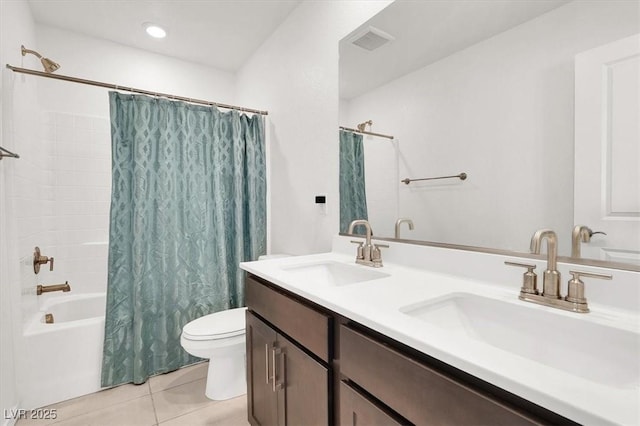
[21,45,60,73]
[40,57,60,73]
[356,120,373,132]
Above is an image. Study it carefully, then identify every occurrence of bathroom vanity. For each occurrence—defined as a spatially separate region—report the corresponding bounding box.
[241,236,640,425]
[246,274,563,425]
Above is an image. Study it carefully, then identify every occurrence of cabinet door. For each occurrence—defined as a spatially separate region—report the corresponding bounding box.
[277,333,329,426]
[339,381,404,426]
[247,311,278,426]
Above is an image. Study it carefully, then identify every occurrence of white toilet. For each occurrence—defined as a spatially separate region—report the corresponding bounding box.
[180,307,247,400]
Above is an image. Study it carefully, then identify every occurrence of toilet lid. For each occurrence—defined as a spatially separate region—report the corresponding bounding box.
[182,307,247,341]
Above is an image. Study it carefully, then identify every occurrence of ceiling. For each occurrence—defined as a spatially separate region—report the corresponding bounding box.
[28,0,301,72]
[340,0,571,100]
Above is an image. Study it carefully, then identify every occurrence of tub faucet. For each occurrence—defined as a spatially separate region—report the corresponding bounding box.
[348,219,387,267]
[571,225,606,258]
[394,218,414,239]
[37,281,71,295]
[530,229,560,299]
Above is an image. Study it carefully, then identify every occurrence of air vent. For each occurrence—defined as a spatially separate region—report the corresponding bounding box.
[350,26,395,51]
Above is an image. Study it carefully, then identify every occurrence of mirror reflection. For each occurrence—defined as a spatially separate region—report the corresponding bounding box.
[339,0,640,266]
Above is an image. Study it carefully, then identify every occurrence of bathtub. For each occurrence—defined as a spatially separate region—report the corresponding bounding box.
[22,293,106,409]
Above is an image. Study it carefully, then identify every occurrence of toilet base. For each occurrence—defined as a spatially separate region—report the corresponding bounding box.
[205,354,246,400]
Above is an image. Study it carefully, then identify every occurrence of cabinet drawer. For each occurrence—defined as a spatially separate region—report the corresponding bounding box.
[340,325,540,425]
[246,275,330,362]
[339,381,404,426]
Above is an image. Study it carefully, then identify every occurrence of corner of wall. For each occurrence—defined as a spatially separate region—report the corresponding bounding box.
[235,0,391,255]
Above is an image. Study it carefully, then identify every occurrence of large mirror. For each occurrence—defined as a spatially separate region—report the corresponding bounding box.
[339,0,640,267]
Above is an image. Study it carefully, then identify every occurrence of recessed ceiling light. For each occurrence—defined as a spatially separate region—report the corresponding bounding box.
[143,23,166,39]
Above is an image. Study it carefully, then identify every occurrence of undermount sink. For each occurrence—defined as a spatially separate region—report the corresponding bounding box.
[281,261,389,286]
[400,293,640,388]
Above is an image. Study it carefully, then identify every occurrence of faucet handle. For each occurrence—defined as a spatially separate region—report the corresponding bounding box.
[33,246,54,274]
[371,243,388,259]
[370,243,388,266]
[505,261,538,295]
[566,270,612,304]
[350,240,365,260]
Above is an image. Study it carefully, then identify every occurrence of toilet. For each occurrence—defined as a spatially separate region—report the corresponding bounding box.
[180,307,247,400]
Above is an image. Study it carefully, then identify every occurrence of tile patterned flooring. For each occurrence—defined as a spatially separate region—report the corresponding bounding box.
[16,363,249,426]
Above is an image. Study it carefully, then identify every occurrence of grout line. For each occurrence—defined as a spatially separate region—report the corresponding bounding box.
[149,362,208,395]
[33,394,152,426]
[148,382,160,426]
[155,400,221,426]
[151,379,218,425]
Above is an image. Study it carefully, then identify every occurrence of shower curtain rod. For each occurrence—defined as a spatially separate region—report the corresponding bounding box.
[339,126,394,140]
[6,64,269,116]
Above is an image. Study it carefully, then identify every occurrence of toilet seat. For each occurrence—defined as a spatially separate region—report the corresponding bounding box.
[182,307,247,341]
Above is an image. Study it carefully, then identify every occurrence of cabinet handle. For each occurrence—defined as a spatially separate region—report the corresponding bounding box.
[265,343,270,385]
[280,352,286,391]
[272,347,283,392]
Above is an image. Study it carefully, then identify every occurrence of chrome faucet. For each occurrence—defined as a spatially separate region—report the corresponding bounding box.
[505,228,613,313]
[348,219,387,267]
[530,229,561,298]
[571,225,606,258]
[394,218,414,239]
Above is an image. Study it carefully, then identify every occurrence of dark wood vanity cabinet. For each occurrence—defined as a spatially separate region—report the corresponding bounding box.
[246,276,330,426]
[339,325,542,425]
[245,274,573,426]
[246,311,278,425]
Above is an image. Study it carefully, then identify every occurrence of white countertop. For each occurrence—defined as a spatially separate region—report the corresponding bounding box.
[240,237,640,425]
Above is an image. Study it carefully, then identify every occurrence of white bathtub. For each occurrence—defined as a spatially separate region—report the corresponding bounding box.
[22,293,107,409]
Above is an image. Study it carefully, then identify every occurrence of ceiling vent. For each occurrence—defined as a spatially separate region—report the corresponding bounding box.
[350,26,395,51]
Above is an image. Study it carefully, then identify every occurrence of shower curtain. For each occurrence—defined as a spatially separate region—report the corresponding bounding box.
[102,92,266,386]
[339,130,368,234]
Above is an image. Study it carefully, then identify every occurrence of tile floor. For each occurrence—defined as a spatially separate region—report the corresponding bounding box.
[16,362,249,426]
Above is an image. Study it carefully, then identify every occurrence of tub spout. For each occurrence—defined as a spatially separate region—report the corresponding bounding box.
[37,281,71,295]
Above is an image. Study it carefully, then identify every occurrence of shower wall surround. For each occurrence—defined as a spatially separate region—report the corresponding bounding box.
[1,0,39,420]
[38,111,111,292]
[18,111,111,324]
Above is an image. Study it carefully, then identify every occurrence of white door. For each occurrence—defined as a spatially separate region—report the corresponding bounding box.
[574,34,640,264]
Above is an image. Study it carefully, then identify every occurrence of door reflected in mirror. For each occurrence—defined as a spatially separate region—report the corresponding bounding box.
[339,0,640,267]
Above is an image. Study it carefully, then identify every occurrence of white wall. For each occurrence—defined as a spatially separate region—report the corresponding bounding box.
[236,0,392,255]
[1,0,38,422]
[36,26,237,117]
[343,0,640,255]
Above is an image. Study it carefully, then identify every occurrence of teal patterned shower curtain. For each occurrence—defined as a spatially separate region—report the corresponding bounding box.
[102,92,266,387]
[339,130,368,234]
